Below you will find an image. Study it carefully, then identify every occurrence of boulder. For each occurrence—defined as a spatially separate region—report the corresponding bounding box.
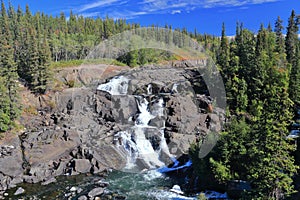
[78,195,88,200]
[73,159,91,173]
[0,139,23,191]
[88,187,104,198]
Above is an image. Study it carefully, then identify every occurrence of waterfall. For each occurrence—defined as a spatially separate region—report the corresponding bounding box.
[96,76,129,95]
[97,76,184,171]
[117,95,170,169]
[135,97,154,126]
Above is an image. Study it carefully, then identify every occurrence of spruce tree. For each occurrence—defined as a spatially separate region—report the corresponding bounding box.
[274,16,285,56]
[0,1,20,122]
[289,42,300,107]
[217,23,230,81]
[285,10,298,64]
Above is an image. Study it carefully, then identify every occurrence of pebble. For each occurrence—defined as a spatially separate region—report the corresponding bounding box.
[70,186,77,192]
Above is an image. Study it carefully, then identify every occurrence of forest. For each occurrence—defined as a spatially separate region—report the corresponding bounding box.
[0,1,300,199]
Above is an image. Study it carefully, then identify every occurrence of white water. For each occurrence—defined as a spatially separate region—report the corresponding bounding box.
[97,77,173,169]
[135,97,154,126]
[96,76,129,95]
[147,84,152,95]
[172,83,178,93]
[118,96,170,169]
[97,77,177,170]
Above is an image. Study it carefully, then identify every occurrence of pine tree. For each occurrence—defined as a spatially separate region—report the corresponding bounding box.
[289,42,300,107]
[210,117,251,182]
[0,77,11,132]
[274,16,285,56]
[34,36,51,94]
[247,63,297,199]
[0,1,20,122]
[217,23,230,81]
[285,10,298,64]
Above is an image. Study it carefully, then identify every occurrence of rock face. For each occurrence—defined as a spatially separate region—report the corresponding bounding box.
[0,140,23,191]
[0,65,225,192]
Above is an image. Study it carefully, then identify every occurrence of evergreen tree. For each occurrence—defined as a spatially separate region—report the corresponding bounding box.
[0,1,20,122]
[210,117,251,182]
[285,10,298,64]
[289,42,300,107]
[34,36,51,94]
[217,23,230,81]
[248,63,297,199]
[274,16,285,56]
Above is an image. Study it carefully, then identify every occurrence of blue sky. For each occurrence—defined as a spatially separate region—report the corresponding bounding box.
[4,0,300,35]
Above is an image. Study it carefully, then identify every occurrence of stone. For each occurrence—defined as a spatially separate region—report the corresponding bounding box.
[88,187,104,198]
[0,140,23,179]
[74,159,91,173]
[78,195,88,200]
[70,186,77,192]
[77,187,83,193]
[14,187,25,196]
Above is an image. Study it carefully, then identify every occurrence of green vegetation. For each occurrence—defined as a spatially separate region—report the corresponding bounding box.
[191,10,300,200]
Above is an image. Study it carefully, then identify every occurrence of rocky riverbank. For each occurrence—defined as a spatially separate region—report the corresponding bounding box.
[0,64,225,199]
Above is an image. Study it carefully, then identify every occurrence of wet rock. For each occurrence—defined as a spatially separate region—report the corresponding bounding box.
[70,186,77,192]
[14,187,25,195]
[78,195,88,200]
[88,187,104,198]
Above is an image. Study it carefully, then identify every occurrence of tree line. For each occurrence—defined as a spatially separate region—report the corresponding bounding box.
[191,11,300,200]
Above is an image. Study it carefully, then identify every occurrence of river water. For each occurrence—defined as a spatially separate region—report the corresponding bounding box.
[5,166,199,199]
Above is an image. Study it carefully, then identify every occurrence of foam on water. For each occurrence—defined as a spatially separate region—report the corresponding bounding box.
[98,76,185,171]
[135,97,154,126]
[97,76,129,95]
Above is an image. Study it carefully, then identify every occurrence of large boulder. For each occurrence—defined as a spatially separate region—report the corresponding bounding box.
[0,138,23,191]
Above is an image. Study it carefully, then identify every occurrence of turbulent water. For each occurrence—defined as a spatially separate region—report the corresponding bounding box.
[98,75,174,171]
[105,170,197,200]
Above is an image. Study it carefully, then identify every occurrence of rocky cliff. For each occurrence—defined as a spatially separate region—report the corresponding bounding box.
[0,64,224,193]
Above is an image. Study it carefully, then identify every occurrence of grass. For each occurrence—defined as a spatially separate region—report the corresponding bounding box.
[50,58,127,69]
[23,105,38,115]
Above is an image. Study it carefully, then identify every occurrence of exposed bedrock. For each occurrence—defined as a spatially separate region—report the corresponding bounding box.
[0,65,225,191]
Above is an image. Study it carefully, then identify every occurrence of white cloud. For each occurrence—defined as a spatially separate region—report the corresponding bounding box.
[202,0,279,8]
[171,10,181,14]
[72,0,280,20]
[78,0,122,12]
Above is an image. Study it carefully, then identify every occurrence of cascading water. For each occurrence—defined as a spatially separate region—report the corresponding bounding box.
[117,95,171,170]
[97,78,173,170]
[95,76,216,199]
[97,76,129,95]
